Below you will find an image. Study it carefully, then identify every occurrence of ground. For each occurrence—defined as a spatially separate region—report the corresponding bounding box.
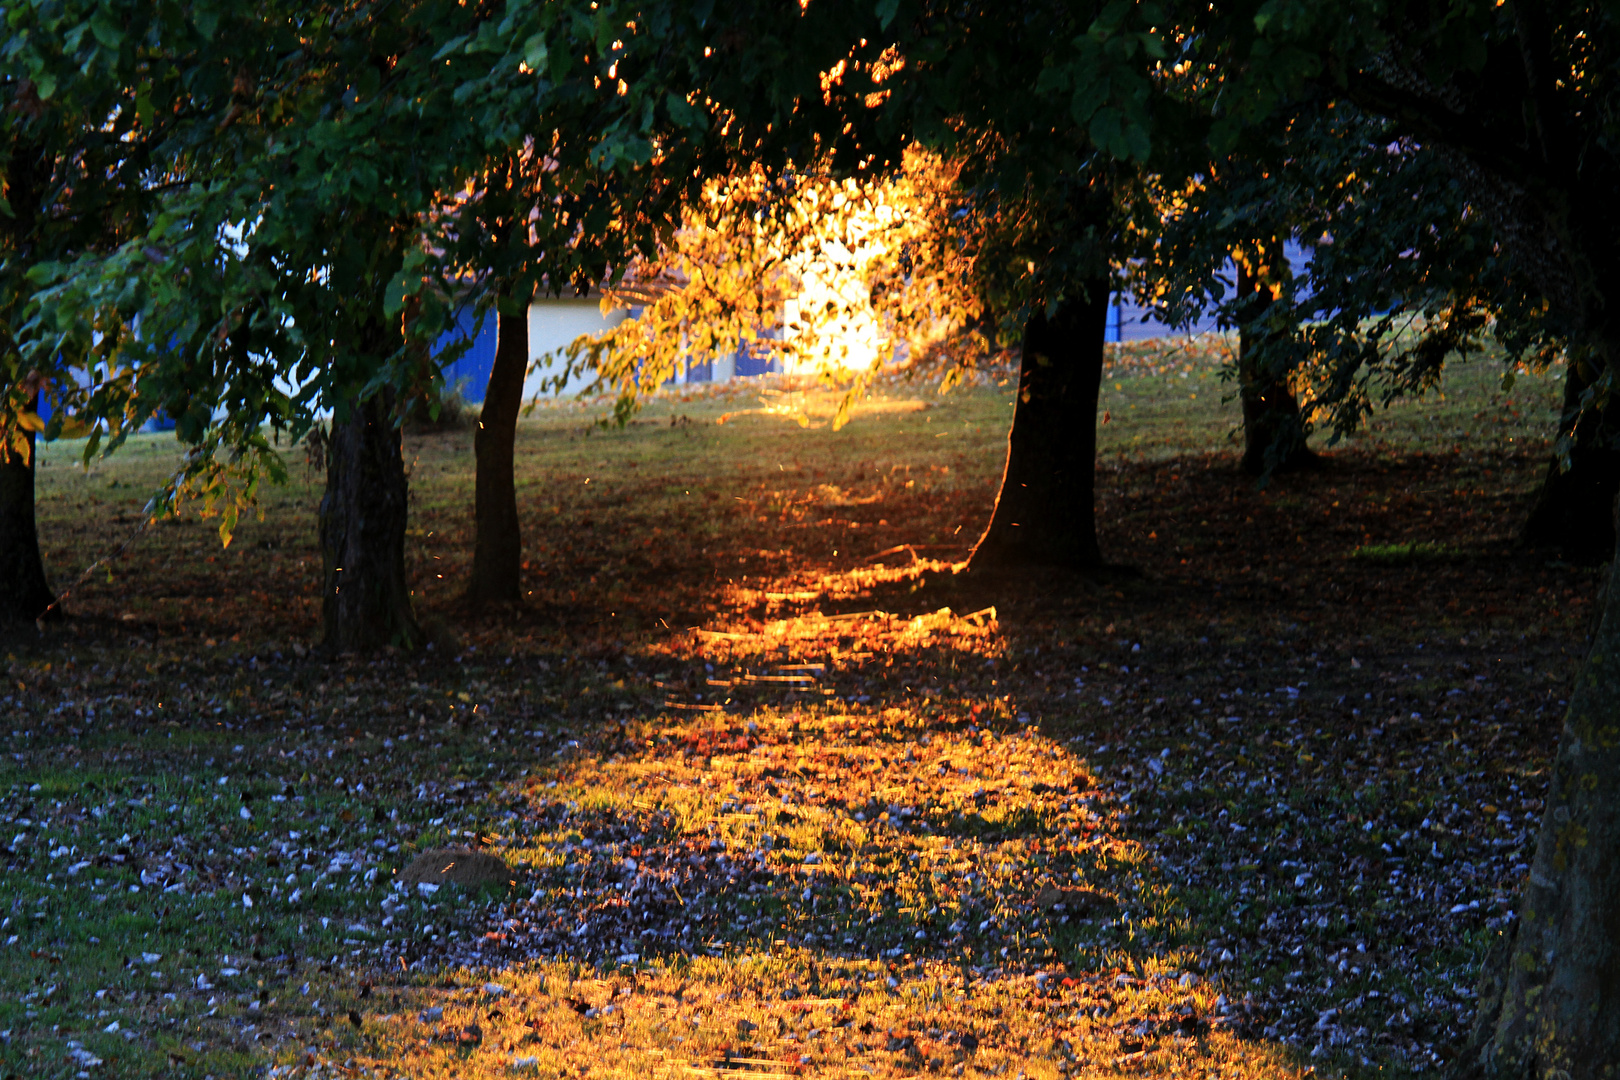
[0,338,1591,1080]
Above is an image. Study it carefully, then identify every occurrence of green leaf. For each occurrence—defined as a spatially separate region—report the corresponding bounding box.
[89,11,123,50]
[54,416,93,440]
[522,32,549,70]
[24,261,61,285]
[666,91,703,128]
[1123,120,1151,161]
[1207,116,1242,156]
[383,269,415,319]
[468,19,503,54]
[33,71,56,100]
[193,8,220,39]
[1068,72,1109,125]
[433,34,470,60]
[1088,106,1121,154]
[875,0,900,31]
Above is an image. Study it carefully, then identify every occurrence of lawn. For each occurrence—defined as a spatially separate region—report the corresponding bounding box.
[0,337,1587,1080]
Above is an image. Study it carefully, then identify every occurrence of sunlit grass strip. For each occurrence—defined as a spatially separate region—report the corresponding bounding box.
[268,952,1313,1079]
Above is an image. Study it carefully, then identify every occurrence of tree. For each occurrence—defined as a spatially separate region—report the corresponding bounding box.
[0,10,189,622]
[1232,240,1315,475]
[465,282,533,609]
[0,390,51,623]
[1218,3,1620,1073]
[320,385,419,649]
[1521,366,1620,563]
[868,1,1194,571]
[616,0,1189,572]
[0,148,58,622]
[1130,97,1539,484]
[599,0,1199,571]
[442,77,723,612]
[1235,2,1620,565]
[13,0,505,648]
[16,0,720,646]
[969,283,1110,568]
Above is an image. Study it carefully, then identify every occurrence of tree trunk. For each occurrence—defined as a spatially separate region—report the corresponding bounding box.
[1520,356,1620,564]
[1458,493,1620,1079]
[319,386,422,651]
[466,286,532,609]
[968,282,1108,570]
[1236,249,1314,476]
[0,417,55,623]
[1,143,55,625]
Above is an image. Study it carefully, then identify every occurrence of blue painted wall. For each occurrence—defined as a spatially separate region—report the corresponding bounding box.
[733,340,781,378]
[435,306,499,402]
[1114,242,1313,342]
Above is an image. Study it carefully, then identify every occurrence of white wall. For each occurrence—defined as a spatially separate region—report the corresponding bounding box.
[525,297,629,398]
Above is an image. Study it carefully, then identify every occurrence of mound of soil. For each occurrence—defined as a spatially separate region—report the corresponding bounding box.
[399,848,512,888]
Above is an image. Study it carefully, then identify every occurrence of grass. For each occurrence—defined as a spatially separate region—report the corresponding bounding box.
[0,338,1586,1079]
[1348,543,1462,566]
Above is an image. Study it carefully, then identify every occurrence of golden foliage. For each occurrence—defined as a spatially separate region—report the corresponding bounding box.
[547,150,990,429]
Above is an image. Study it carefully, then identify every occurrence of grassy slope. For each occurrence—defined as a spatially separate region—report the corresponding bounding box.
[0,341,1584,1079]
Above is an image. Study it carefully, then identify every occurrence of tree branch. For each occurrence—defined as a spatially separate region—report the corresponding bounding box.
[1339,67,1546,197]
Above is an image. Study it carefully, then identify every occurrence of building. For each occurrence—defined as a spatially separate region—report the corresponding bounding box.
[435,294,785,403]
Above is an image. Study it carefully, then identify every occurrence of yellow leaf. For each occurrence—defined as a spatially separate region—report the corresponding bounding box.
[5,429,33,463]
[16,412,45,432]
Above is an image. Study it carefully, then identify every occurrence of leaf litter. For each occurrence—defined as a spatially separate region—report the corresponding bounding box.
[0,357,1583,1078]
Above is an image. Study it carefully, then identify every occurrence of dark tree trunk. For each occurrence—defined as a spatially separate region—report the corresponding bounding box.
[319,386,422,651]
[466,287,532,609]
[1520,356,1620,564]
[1457,493,1620,1079]
[1236,250,1314,476]
[968,282,1109,569]
[0,417,55,623]
[1,144,55,624]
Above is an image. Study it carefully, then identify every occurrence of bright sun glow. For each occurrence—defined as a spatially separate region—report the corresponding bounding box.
[779,185,902,377]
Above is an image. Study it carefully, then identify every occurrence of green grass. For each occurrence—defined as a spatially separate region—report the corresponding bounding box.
[1,338,1585,1079]
[1349,542,1463,565]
